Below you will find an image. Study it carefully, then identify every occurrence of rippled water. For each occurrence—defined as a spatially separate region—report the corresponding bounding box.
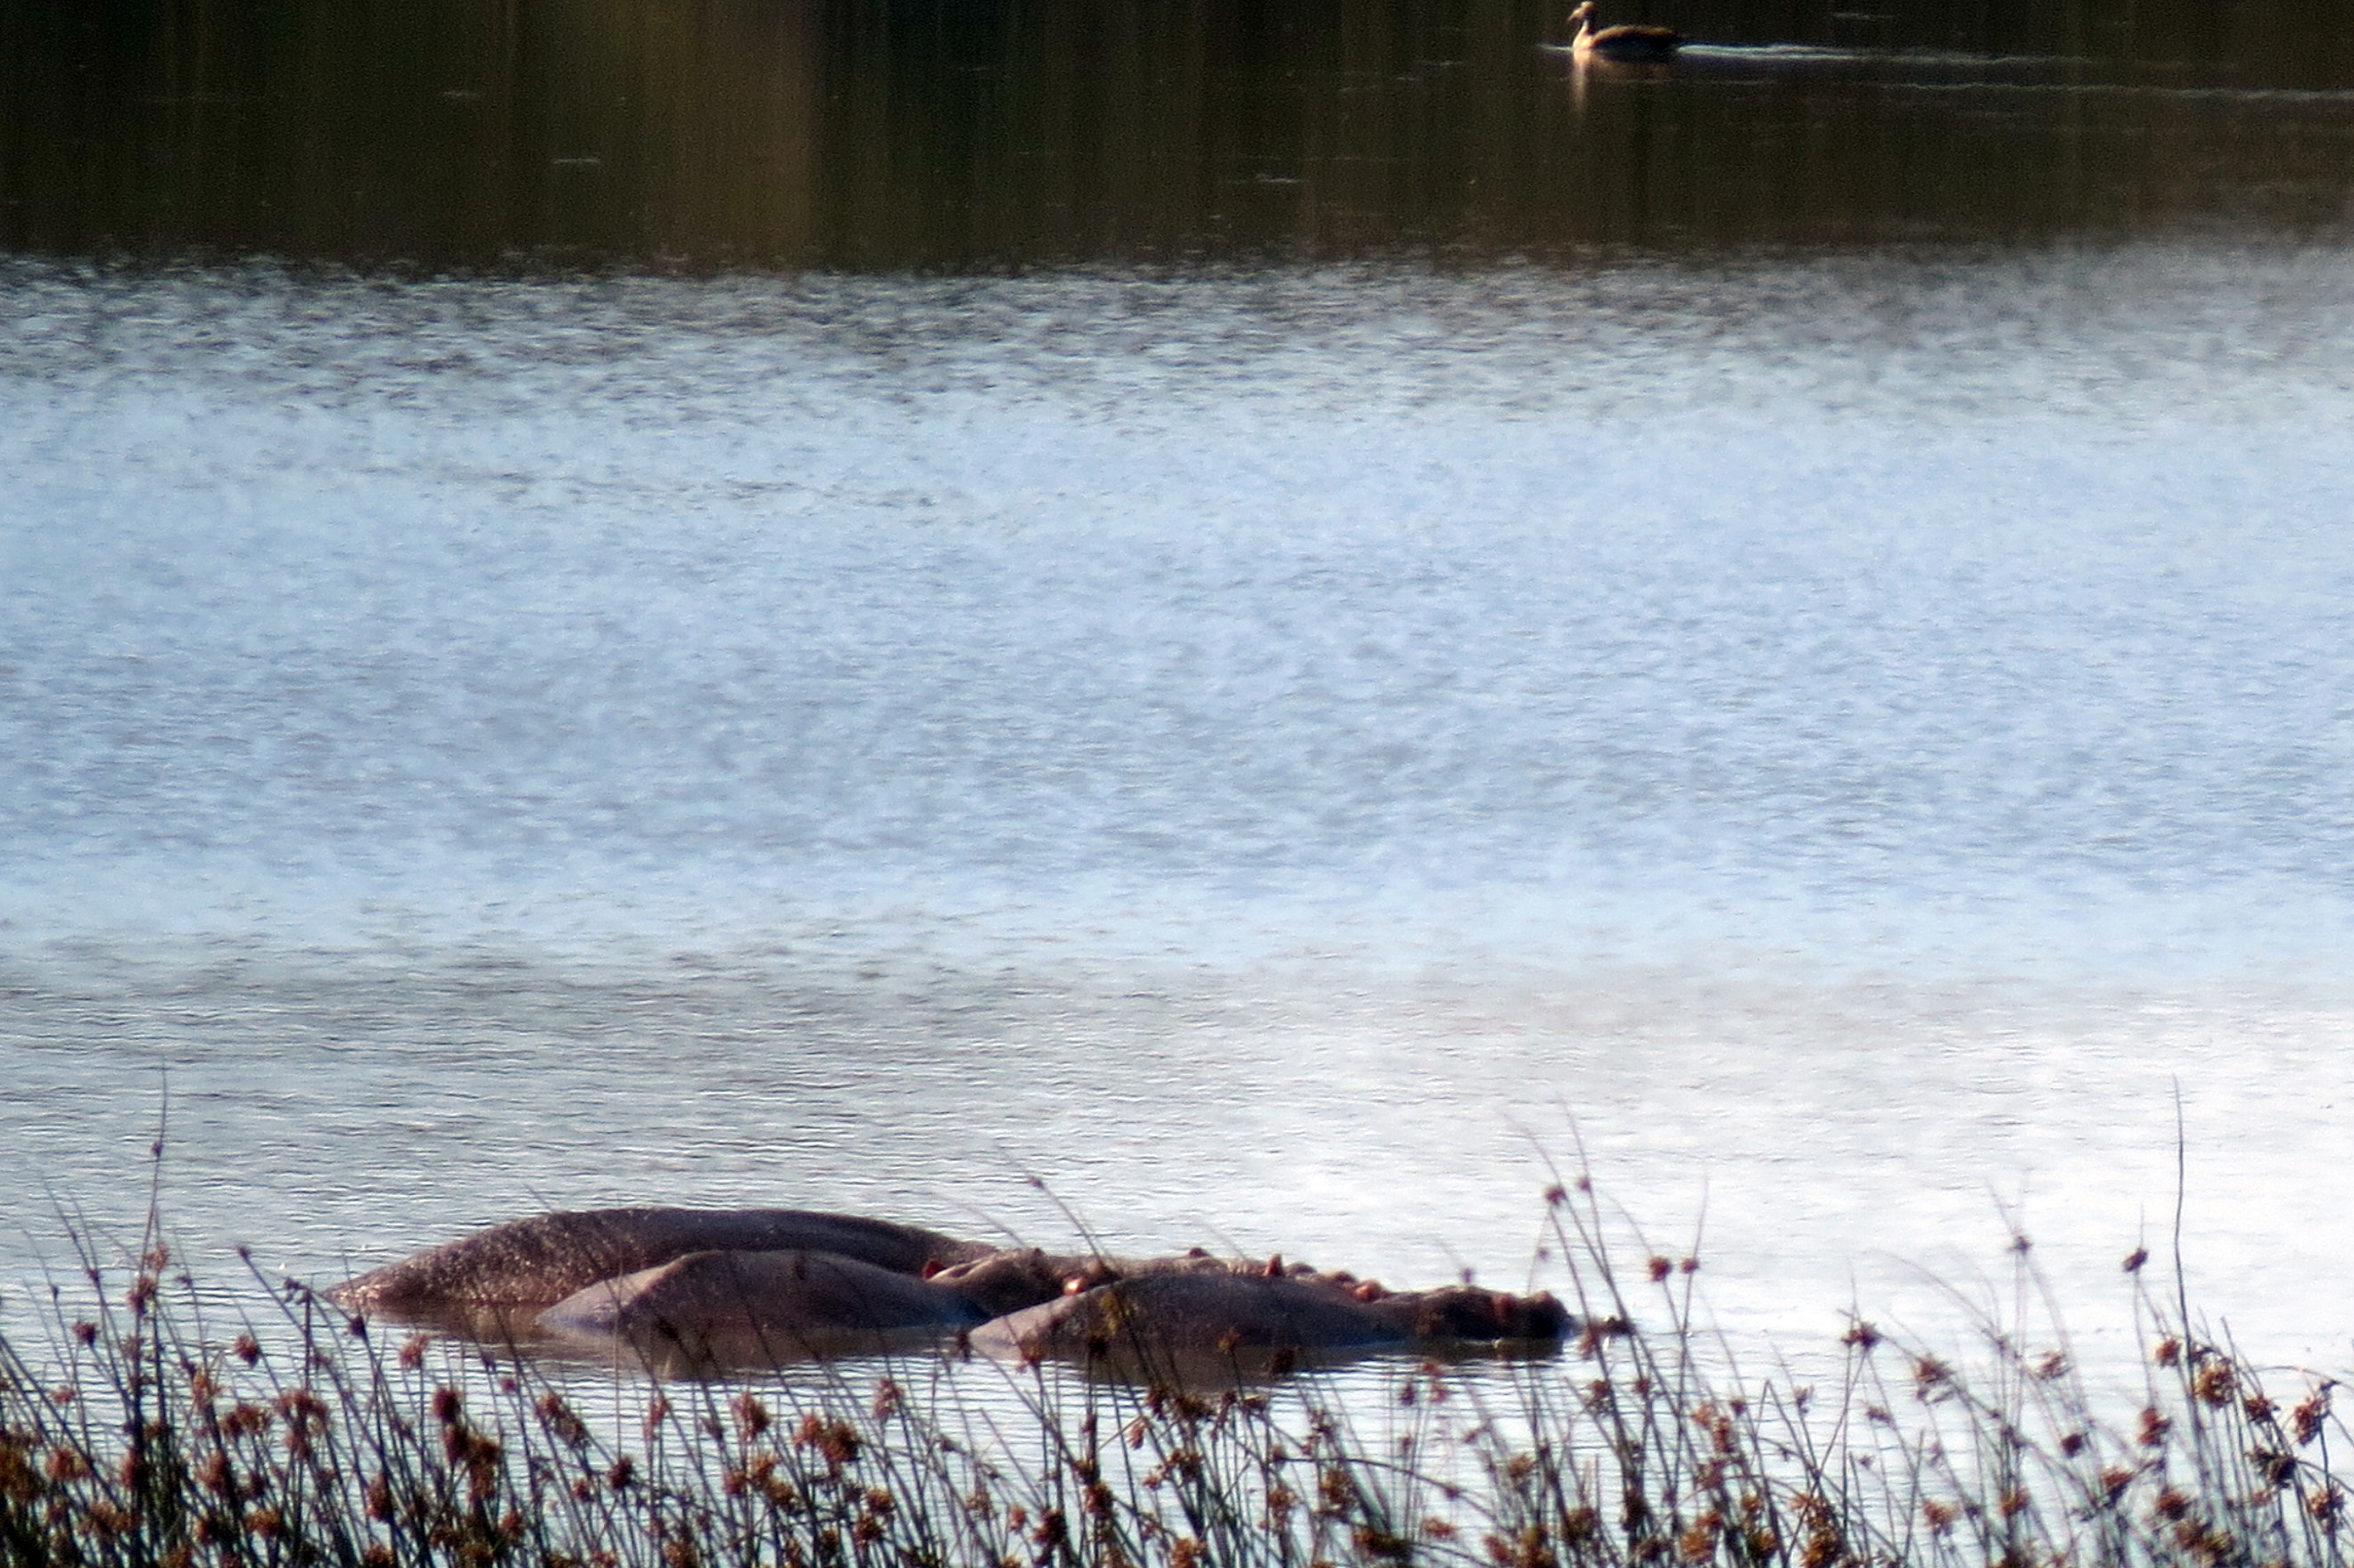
[4,247,2352,1378]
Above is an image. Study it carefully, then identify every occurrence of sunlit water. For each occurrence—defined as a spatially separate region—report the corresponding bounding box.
[4,247,2352,1392]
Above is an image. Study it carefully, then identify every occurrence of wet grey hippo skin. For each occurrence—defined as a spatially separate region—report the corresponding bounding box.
[326,1208,998,1317]
[540,1249,996,1372]
[971,1270,1572,1374]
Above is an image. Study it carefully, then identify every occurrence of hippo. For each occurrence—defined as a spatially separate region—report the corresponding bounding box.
[326,1208,999,1333]
[921,1248,1097,1315]
[971,1269,1572,1382]
[539,1249,999,1374]
[920,1244,1292,1314]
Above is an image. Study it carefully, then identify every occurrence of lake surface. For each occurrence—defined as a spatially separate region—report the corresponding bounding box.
[4,0,2354,1387]
[13,0,2354,265]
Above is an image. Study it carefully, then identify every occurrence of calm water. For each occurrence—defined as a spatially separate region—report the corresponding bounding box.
[5,0,2354,1384]
[12,0,2354,265]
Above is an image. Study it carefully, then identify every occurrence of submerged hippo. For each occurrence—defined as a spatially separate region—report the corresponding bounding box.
[326,1208,998,1330]
[534,1246,1314,1372]
[540,1249,998,1373]
[971,1269,1572,1381]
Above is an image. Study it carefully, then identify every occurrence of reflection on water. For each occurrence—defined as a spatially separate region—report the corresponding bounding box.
[4,247,2352,1375]
[9,0,2354,266]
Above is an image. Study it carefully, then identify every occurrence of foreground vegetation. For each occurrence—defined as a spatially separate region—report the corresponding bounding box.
[2,1184,2345,1568]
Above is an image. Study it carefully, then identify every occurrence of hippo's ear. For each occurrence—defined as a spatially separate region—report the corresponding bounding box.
[1491,1291,1570,1340]
[921,1259,946,1280]
[1261,1254,1284,1278]
[1524,1292,1572,1337]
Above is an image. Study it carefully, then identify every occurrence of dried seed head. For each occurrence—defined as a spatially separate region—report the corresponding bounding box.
[536,1392,591,1450]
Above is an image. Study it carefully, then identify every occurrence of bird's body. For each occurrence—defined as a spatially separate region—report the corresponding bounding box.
[1569,1,1684,60]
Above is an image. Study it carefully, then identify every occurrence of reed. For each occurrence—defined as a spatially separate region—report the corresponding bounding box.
[1,1184,2344,1568]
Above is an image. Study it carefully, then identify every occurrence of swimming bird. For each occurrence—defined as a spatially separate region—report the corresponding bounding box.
[1568,1,1684,60]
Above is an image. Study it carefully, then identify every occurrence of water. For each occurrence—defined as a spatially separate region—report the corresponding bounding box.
[12,0,2354,266]
[8,0,2354,1389]
[5,248,2353,1386]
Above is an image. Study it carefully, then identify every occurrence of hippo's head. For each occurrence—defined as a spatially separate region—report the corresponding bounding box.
[927,1249,1097,1316]
[1409,1287,1572,1343]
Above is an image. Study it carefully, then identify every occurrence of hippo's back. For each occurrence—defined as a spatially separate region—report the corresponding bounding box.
[974,1272,1399,1362]
[541,1248,993,1371]
[972,1271,1572,1382]
[328,1207,995,1316]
